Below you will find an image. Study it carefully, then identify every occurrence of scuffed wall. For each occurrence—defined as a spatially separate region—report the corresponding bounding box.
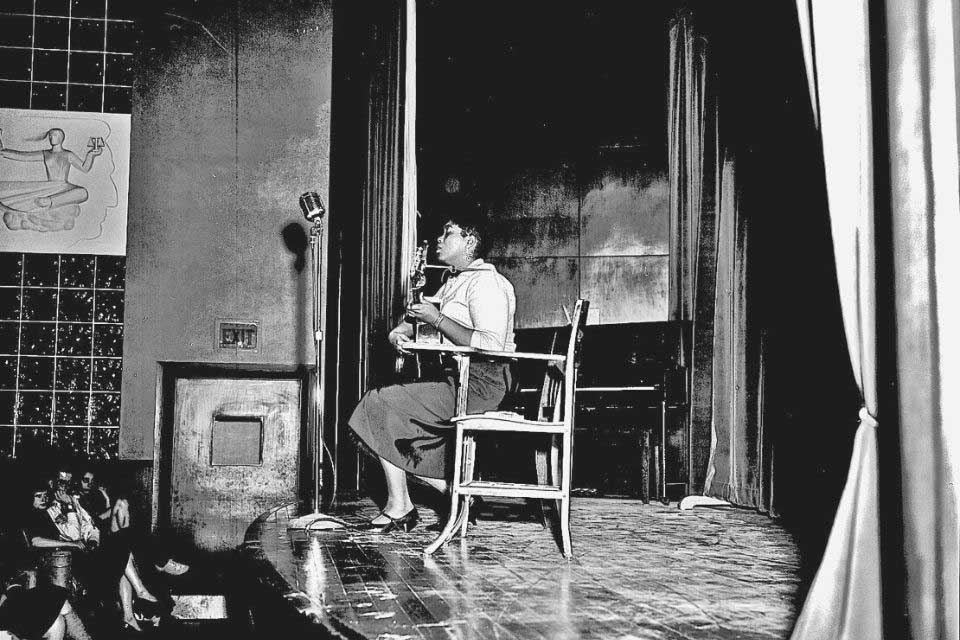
[488,149,669,328]
[121,1,332,459]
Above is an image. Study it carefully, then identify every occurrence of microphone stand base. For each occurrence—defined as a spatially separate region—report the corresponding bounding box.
[287,512,348,531]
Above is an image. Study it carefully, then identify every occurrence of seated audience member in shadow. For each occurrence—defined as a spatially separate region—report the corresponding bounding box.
[74,467,188,577]
[0,571,94,640]
[25,480,165,633]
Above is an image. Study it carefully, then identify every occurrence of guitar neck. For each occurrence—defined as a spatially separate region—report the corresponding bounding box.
[410,288,424,340]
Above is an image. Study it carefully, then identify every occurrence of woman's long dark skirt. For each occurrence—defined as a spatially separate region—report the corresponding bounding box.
[348,361,510,479]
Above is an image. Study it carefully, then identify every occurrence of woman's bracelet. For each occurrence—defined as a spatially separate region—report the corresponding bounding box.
[432,314,446,330]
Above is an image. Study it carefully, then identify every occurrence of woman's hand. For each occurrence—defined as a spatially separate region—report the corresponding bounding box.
[406,301,441,326]
[389,330,412,354]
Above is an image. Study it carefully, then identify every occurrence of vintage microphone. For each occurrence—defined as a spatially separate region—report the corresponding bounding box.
[288,192,345,530]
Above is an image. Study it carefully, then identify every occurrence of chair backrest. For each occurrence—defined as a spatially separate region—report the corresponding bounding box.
[536,299,589,424]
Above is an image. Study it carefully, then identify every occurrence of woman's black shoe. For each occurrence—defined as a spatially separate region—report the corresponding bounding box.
[364,508,420,533]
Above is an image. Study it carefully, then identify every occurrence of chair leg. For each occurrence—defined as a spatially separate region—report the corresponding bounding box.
[459,435,476,538]
[560,496,572,558]
[560,433,574,558]
[425,426,466,556]
[550,434,561,522]
[535,444,549,529]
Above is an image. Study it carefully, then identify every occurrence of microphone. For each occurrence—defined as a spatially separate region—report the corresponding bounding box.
[299,191,326,221]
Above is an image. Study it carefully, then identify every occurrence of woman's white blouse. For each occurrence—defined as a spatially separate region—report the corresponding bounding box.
[434,259,516,352]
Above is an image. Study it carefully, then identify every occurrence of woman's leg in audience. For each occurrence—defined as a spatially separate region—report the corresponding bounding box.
[57,599,92,640]
[110,498,130,532]
[118,576,140,631]
[123,554,157,602]
[40,614,65,640]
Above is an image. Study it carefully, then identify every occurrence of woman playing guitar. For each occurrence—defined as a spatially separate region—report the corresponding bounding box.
[347,205,517,533]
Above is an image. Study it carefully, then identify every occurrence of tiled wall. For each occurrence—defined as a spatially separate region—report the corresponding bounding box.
[0,0,134,459]
[0,253,125,458]
[0,0,136,112]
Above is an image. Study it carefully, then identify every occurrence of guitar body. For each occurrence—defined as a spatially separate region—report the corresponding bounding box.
[395,243,445,380]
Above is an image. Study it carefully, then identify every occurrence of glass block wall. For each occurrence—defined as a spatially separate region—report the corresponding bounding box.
[0,0,137,113]
[0,0,135,459]
[0,254,125,459]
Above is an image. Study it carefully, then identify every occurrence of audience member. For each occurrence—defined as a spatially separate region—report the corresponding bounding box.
[24,480,163,633]
[74,467,188,577]
[0,572,94,640]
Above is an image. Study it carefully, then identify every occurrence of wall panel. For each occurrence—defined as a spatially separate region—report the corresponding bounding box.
[121,0,332,459]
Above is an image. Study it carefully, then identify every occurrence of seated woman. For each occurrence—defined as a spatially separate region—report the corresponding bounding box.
[75,468,187,577]
[348,205,517,532]
[25,481,163,633]
[0,574,94,640]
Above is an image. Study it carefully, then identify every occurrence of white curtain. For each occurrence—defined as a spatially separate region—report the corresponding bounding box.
[928,3,960,632]
[790,0,882,638]
[358,0,417,386]
[400,0,418,306]
[884,0,959,637]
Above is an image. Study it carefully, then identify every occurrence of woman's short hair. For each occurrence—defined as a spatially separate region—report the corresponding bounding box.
[444,201,488,258]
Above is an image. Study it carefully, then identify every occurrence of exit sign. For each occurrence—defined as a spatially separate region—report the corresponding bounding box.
[217,320,259,351]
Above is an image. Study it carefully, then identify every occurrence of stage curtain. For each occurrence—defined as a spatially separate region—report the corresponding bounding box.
[790,0,882,637]
[359,0,416,388]
[669,10,725,494]
[399,0,418,324]
[702,158,756,505]
[669,12,760,504]
[667,10,707,323]
[794,0,960,637]
[885,0,959,637]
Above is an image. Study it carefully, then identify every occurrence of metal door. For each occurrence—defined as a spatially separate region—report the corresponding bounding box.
[169,377,301,552]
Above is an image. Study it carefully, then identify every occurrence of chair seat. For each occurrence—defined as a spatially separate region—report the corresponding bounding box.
[459,480,563,499]
[452,411,566,433]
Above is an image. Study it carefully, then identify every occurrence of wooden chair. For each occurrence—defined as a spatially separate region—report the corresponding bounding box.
[406,299,589,557]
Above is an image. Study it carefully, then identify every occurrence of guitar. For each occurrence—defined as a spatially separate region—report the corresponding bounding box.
[395,241,430,377]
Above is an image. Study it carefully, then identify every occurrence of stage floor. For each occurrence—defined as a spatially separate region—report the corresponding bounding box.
[243,498,804,639]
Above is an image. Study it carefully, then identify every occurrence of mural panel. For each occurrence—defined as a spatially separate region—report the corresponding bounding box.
[0,108,130,255]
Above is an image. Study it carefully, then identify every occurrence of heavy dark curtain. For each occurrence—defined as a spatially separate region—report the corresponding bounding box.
[669,11,760,505]
[358,0,415,389]
[325,0,416,496]
[702,157,757,505]
[668,11,716,494]
[668,10,708,326]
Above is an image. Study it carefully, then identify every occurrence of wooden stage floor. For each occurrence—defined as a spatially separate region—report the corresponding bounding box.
[242,499,805,639]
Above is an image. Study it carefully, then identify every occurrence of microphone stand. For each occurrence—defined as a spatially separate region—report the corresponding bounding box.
[288,215,346,530]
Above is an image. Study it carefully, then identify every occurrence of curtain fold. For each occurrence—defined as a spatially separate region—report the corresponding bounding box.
[703,158,755,504]
[884,0,959,637]
[669,11,722,494]
[794,0,959,636]
[669,13,758,503]
[790,0,881,638]
[360,0,415,388]
[399,0,418,315]
[667,11,707,324]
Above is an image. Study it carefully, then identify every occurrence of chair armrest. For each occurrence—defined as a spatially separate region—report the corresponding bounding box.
[402,342,565,363]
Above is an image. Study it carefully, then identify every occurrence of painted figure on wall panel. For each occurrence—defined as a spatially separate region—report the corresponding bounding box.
[0,108,130,256]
